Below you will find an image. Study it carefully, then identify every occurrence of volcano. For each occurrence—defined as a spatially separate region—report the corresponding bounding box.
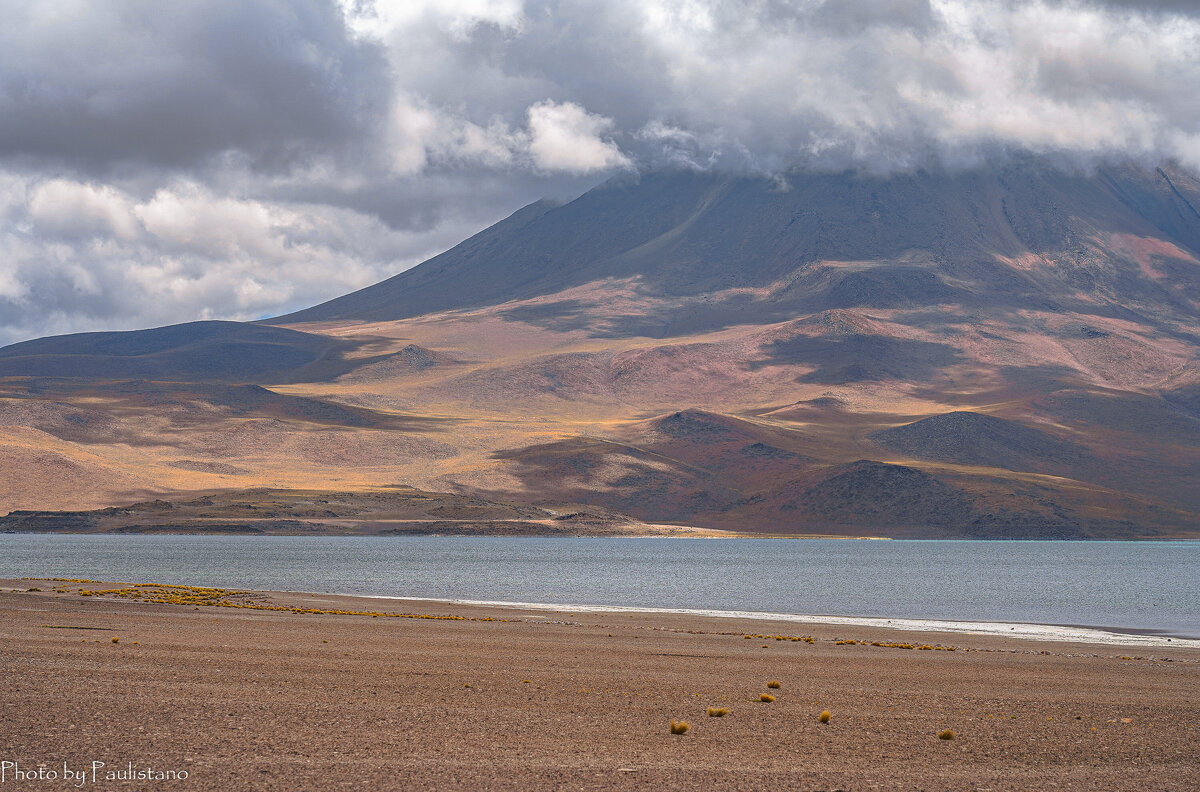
[3,157,1199,537]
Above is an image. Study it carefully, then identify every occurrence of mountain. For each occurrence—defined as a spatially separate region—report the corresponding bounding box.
[276,158,1200,332]
[2,157,1199,537]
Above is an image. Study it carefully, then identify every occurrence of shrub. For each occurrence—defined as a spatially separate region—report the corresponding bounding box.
[938,729,955,740]
[111,637,119,644]
[819,710,832,723]
[670,720,690,735]
[760,694,775,703]
[767,680,781,689]
[707,707,730,717]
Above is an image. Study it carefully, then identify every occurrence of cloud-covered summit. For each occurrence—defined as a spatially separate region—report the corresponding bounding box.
[1,0,1198,344]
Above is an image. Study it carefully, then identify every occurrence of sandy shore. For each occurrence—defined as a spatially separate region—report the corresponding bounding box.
[1,579,1197,790]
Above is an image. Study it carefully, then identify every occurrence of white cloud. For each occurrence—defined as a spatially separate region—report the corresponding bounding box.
[387,95,630,176]
[340,0,524,41]
[527,100,631,174]
[0,175,486,344]
[28,180,140,241]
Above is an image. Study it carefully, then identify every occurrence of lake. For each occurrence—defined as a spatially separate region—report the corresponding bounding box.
[3,534,1197,644]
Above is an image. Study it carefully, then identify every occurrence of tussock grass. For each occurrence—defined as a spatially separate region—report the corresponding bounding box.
[745,632,814,643]
[707,707,730,717]
[73,583,513,623]
[670,720,690,735]
[819,710,832,723]
[110,637,119,644]
[766,680,781,689]
[938,729,955,740]
[760,694,775,703]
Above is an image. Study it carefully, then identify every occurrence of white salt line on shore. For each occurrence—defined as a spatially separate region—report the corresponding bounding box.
[359,595,1200,648]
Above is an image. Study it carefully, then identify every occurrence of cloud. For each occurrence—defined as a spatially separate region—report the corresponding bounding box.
[527,101,631,173]
[0,175,471,343]
[0,0,390,172]
[1,0,1199,343]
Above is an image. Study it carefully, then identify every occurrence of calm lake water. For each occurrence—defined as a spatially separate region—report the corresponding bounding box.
[2,534,1198,639]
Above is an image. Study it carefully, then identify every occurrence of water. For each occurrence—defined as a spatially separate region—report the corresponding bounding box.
[2,534,1198,643]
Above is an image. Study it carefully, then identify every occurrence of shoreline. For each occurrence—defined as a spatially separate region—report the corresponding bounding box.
[362,594,1200,647]
[9,527,1200,540]
[8,576,1200,648]
[6,572,1197,646]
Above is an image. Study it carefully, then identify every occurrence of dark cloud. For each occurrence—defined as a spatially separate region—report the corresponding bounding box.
[0,0,389,171]
[811,0,936,32]
[1085,0,1200,14]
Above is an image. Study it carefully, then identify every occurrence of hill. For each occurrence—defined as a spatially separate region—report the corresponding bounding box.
[2,157,1199,537]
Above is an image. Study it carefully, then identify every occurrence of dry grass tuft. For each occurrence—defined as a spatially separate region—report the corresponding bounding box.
[111,637,119,644]
[819,710,832,723]
[707,707,730,717]
[766,680,781,689]
[760,694,776,703]
[670,720,690,735]
[938,729,955,740]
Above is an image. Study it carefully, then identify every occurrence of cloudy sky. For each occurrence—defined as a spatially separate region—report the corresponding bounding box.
[1,0,1198,345]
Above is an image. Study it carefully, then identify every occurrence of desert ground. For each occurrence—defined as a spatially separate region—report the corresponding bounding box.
[1,579,1196,790]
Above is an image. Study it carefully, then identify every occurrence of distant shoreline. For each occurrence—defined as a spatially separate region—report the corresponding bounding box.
[360,594,1200,648]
